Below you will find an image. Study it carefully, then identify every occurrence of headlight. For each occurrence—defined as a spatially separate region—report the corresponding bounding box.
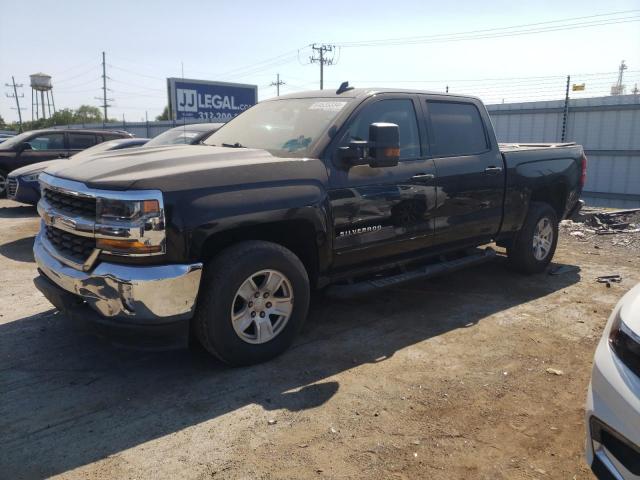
[21,173,41,182]
[96,197,165,256]
[97,198,160,221]
[609,313,640,378]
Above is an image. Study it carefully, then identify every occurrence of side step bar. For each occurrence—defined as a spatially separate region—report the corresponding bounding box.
[325,248,497,299]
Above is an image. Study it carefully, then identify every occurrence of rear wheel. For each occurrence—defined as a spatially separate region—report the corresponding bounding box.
[507,202,559,273]
[193,240,310,366]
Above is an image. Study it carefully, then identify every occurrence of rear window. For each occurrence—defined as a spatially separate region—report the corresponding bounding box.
[427,101,488,157]
[69,133,97,149]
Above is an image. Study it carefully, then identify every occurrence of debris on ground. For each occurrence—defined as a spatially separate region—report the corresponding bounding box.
[545,368,564,376]
[548,265,580,276]
[596,274,623,288]
[561,207,640,251]
[268,419,278,425]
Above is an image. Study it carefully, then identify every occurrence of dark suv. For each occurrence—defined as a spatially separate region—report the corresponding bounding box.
[0,128,132,196]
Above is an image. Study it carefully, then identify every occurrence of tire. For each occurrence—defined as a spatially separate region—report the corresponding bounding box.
[507,202,559,274]
[0,169,7,198]
[193,240,310,366]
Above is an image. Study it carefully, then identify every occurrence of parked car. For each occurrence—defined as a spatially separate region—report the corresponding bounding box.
[6,137,149,205]
[585,283,640,479]
[0,133,15,144]
[143,123,223,147]
[32,86,586,366]
[0,128,132,197]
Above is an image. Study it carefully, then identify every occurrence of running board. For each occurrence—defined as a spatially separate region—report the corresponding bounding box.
[325,248,497,299]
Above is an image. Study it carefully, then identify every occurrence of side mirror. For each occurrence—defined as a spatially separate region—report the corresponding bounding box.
[338,140,368,165]
[17,142,32,154]
[368,122,399,168]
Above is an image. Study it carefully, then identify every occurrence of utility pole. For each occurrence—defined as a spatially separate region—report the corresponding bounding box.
[611,60,628,95]
[270,73,285,96]
[309,44,335,90]
[95,51,113,125]
[561,75,570,142]
[5,76,25,131]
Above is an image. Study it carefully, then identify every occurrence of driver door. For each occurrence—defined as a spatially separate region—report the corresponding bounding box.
[327,95,437,269]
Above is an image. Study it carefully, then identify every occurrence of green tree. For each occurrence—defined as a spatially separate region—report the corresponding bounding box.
[156,106,170,121]
[0,114,6,129]
[73,105,103,124]
[50,109,76,126]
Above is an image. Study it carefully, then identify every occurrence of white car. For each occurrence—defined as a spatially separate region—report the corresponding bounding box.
[586,283,640,479]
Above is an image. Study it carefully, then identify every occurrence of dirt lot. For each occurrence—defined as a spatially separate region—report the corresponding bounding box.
[1,198,639,480]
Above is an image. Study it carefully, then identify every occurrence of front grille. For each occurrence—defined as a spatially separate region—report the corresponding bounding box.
[45,225,96,263]
[7,177,17,197]
[43,188,96,218]
[590,417,640,475]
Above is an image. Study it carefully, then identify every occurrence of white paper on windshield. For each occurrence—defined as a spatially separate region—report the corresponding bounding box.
[309,101,348,112]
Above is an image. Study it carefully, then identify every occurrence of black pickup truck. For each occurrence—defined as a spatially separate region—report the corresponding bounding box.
[33,86,586,365]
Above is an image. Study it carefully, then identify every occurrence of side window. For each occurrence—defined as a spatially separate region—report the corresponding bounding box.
[426,101,488,157]
[341,99,421,160]
[27,133,65,151]
[69,133,97,150]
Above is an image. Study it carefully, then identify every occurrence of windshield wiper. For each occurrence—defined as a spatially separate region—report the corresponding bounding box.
[221,142,246,148]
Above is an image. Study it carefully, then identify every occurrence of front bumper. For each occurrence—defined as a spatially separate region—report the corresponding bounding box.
[586,313,640,479]
[34,232,203,325]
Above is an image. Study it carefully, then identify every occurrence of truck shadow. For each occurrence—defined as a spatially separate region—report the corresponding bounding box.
[0,235,36,262]
[0,258,580,478]
[0,204,38,219]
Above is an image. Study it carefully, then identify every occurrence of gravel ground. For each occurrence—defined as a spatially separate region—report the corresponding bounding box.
[1,198,639,480]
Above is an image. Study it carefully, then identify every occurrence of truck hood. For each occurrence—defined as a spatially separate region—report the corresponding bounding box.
[11,159,66,177]
[43,145,327,192]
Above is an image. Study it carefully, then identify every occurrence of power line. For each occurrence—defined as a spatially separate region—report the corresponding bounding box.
[109,77,165,92]
[55,77,102,91]
[335,11,640,47]
[55,64,101,84]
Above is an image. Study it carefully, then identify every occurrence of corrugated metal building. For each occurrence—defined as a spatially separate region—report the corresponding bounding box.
[487,94,640,208]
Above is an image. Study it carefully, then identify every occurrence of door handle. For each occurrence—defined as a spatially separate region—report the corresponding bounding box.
[411,173,435,181]
[484,166,503,174]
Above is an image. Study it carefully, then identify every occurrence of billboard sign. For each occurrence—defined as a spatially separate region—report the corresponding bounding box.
[167,78,257,122]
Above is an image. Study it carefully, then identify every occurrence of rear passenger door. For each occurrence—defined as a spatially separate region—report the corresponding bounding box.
[68,132,98,156]
[328,96,437,269]
[422,97,505,246]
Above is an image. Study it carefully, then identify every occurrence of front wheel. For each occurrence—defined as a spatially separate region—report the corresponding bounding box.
[0,169,7,198]
[507,202,559,274]
[193,240,310,366]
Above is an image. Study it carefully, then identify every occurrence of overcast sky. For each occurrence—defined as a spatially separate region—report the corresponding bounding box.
[1,0,639,123]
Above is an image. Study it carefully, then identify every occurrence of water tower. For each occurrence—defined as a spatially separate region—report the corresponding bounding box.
[30,73,56,120]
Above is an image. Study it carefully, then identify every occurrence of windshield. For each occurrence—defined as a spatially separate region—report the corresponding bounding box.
[204,98,349,157]
[145,128,202,147]
[0,131,33,150]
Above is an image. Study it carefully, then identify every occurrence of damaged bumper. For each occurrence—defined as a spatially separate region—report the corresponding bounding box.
[34,232,203,326]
